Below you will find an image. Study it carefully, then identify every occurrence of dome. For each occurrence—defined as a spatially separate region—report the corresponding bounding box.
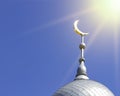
[53,79,114,96]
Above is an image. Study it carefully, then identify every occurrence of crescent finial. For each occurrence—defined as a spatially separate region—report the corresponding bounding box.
[74,20,89,80]
[73,20,88,36]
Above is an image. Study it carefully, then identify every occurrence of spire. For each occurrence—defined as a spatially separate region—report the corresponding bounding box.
[73,20,89,80]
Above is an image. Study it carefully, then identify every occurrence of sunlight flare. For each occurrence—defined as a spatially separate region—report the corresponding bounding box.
[91,0,120,22]
[113,24,120,89]
[87,22,105,49]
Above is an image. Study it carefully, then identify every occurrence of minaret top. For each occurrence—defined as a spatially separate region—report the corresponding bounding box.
[73,20,89,80]
[53,20,115,96]
[53,19,115,96]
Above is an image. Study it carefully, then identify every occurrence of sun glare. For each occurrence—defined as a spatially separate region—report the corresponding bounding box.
[91,0,120,22]
[111,0,120,13]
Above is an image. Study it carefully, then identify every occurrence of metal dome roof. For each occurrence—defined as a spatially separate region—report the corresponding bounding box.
[53,79,114,96]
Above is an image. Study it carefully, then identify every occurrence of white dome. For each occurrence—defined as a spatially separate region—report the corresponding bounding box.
[53,79,114,96]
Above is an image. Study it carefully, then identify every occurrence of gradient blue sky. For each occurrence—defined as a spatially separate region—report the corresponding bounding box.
[0,0,120,96]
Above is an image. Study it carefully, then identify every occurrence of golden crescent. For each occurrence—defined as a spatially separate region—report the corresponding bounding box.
[73,20,88,36]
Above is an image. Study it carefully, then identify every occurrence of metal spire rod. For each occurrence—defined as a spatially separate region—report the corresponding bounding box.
[73,20,89,80]
[81,36,85,59]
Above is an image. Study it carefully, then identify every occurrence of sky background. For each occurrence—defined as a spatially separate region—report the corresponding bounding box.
[0,0,120,96]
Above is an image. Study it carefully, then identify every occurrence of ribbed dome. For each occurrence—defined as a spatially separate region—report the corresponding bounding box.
[53,79,114,96]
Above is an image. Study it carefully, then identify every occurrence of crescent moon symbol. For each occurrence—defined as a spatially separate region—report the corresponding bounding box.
[73,20,88,36]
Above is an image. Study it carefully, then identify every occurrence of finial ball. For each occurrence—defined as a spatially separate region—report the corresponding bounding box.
[79,43,86,49]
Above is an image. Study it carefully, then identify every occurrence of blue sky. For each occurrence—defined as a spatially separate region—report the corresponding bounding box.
[0,0,120,96]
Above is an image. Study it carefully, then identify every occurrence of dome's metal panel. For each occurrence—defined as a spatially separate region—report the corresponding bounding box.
[53,80,114,96]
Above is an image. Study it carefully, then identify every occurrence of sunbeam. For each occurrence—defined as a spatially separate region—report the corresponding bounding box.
[86,22,105,50]
[90,0,120,23]
[113,22,120,91]
[21,8,94,36]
